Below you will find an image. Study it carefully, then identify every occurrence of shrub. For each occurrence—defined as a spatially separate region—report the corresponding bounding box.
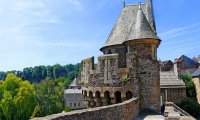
[176,97,200,118]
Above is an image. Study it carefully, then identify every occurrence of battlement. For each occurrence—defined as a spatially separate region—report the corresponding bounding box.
[81,54,136,87]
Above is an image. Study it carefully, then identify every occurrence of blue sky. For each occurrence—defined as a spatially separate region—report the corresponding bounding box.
[0,0,200,71]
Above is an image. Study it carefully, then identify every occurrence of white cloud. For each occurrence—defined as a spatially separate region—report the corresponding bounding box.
[66,0,83,10]
[175,45,200,53]
[159,23,200,40]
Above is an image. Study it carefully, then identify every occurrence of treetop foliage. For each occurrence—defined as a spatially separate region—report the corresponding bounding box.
[0,63,80,83]
[0,73,36,120]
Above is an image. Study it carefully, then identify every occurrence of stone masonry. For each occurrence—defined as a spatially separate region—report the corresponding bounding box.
[33,98,139,120]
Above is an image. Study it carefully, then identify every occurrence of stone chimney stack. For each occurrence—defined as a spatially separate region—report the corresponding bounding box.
[173,63,178,77]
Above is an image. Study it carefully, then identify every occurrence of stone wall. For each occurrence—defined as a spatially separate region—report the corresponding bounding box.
[192,77,200,104]
[81,54,133,87]
[138,58,160,112]
[81,57,94,84]
[32,98,139,120]
[101,45,127,68]
[126,52,160,112]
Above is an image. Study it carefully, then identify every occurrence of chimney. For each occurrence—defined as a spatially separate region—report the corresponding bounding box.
[173,63,178,77]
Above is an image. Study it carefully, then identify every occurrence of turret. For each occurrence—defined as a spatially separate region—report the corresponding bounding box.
[125,2,160,60]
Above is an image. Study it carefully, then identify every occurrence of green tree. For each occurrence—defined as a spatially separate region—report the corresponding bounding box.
[47,65,53,79]
[0,73,36,120]
[177,97,200,119]
[1,91,14,120]
[53,64,62,79]
[55,77,72,88]
[22,67,33,81]
[67,71,77,80]
[181,72,196,99]
[0,72,6,80]
[34,78,64,117]
[13,81,36,120]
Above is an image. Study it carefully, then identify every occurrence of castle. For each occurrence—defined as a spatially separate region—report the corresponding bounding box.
[81,0,161,112]
[33,1,197,120]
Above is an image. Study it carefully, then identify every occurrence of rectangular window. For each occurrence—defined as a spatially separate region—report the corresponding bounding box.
[78,103,80,106]
[74,103,76,107]
[70,103,72,107]
[127,46,134,53]
[151,45,157,60]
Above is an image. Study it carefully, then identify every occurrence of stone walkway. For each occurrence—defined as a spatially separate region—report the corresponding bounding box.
[135,115,164,120]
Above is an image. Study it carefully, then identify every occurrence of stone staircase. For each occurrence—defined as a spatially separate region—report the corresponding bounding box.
[164,102,196,120]
[135,109,164,120]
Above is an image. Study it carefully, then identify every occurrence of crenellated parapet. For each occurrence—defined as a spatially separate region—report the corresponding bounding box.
[81,54,137,87]
[81,53,140,108]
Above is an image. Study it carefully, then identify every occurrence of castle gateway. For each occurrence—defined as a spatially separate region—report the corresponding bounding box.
[81,0,161,112]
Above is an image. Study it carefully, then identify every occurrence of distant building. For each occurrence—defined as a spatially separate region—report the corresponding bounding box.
[193,55,200,64]
[175,55,199,78]
[160,60,186,105]
[64,78,86,110]
[160,60,173,71]
[68,77,81,89]
[160,71,186,105]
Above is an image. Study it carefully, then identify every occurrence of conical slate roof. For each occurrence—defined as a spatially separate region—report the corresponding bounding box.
[125,5,159,41]
[146,0,156,31]
[69,78,80,87]
[101,1,160,50]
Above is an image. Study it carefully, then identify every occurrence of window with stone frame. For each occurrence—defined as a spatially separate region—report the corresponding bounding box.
[127,45,134,53]
[70,103,72,107]
[151,45,157,60]
[78,103,80,106]
[74,103,76,107]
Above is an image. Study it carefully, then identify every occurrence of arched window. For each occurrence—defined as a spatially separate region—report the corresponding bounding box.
[96,91,101,98]
[89,91,93,98]
[115,91,122,103]
[104,91,111,105]
[96,91,103,107]
[84,90,87,99]
[126,91,133,100]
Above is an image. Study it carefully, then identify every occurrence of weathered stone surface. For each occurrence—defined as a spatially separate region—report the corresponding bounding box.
[192,77,200,104]
[32,98,139,120]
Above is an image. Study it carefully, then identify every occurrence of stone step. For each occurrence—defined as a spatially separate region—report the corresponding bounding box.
[135,115,164,120]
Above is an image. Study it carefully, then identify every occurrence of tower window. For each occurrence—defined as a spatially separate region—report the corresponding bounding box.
[105,49,112,54]
[152,45,157,60]
[127,46,134,53]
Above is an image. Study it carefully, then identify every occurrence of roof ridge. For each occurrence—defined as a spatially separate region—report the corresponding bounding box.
[126,3,146,7]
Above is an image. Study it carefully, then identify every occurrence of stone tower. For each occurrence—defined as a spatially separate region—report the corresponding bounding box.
[81,0,161,112]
